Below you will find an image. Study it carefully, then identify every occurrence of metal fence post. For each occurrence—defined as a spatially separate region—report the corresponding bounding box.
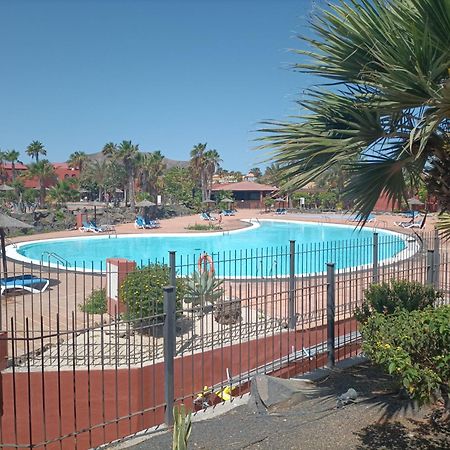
[169,251,176,287]
[372,232,379,284]
[434,228,440,289]
[326,263,336,368]
[426,250,435,286]
[163,285,176,427]
[288,240,296,329]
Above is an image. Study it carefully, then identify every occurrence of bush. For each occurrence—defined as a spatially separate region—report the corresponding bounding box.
[186,223,221,231]
[120,264,186,325]
[80,288,107,314]
[360,306,450,411]
[355,280,442,323]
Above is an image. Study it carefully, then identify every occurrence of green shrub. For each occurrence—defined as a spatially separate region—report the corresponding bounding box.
[186,223,221,231]
[355,280,442,323]
[120,264,186,325]
[80,288,107,314]
[360,306,450,410]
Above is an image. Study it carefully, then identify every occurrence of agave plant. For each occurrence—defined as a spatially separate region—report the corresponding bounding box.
[184,270,224,307]
[172,404,192,450]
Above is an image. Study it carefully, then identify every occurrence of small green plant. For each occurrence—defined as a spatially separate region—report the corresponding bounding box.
[172,404,192,450]
[186,223,221,231]
[360,306,450,413]
[184,270,224,307]
[355,280,442,323]
[120,264,186,325]
[80,288,107,314]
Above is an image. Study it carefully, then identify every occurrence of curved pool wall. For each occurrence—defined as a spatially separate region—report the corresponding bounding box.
[7,219,417,277]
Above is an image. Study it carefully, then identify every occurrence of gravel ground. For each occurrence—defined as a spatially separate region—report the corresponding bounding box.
[124,363,450,450]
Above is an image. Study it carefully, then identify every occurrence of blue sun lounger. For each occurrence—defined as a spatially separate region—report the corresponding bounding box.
[80,220,103,233]
[0,275,50,296]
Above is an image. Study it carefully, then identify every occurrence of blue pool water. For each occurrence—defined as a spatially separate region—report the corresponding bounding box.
[13,220,408,276]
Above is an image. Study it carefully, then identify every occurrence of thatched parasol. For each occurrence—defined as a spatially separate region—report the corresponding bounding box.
[0,184,14,192]
[407,197,424,206]
[202,199,216,204]
[135,199,156,207]
[221,197,234,204]
[0,213,33,279]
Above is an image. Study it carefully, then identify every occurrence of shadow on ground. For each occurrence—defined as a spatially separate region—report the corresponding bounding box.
[121,362,450,450]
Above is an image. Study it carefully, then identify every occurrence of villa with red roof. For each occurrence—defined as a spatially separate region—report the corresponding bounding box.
[211,181,277,209]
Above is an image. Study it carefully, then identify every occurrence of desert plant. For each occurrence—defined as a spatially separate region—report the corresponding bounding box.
[360,306,450,414]
[120,264,186,326]
[80,288,107,314]
[184,270,224,308]
[355,280,442,323]
[172,404,192,450]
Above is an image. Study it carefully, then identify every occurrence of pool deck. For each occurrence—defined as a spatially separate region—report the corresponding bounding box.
[8,209,437,244]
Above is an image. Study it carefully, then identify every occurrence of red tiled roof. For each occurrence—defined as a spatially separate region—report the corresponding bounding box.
[211,181,277,192]
[1,162,28,170]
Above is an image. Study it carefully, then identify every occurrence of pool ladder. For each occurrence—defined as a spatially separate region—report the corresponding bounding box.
[41,252,71,267]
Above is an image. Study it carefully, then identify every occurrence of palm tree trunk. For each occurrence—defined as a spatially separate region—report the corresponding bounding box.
[129,175,135,209]
[40,185,45,207]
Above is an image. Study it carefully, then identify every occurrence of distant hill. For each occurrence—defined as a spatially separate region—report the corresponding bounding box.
[87,151,189,169]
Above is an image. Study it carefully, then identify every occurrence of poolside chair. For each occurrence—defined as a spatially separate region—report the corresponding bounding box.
[80,220,103,233]
[200,212,216,221]
[275,208,287,215]
[135,216,148,229]
[395,213,427,229]
[144,217,161,228]
[222,209,235,216]
[1,275,50,296]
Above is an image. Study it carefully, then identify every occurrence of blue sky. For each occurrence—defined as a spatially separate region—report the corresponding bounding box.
[0,0,320,171]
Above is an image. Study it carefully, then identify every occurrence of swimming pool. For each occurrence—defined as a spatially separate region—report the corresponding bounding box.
[8,220,415,276]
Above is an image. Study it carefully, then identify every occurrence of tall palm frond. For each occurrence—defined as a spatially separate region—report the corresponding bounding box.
[260,0,450,232]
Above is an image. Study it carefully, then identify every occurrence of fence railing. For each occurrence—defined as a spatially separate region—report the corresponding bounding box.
[0,229,448,449]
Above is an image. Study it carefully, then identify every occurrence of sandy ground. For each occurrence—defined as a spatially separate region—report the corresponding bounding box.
[8,208,437,244]
[124,361,450,450]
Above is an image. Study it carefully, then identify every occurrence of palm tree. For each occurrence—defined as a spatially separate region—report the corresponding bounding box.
[26,140,46,163]
[204,149,222,200]
[0,150,7,183]
[189,143,221,201]
[260,0,450,233]
[190,143,208,201]
[117,140,140,208]
[26,160,56,206]
[102,142,118,158]
[67,151,88,174]
[83,160,110,201]
[4,150,20,181]
[47,180,78,207]
[139,151,167,199]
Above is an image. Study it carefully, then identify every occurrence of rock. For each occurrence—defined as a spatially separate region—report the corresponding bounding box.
[248,374,321,414]
[214,298,242,325]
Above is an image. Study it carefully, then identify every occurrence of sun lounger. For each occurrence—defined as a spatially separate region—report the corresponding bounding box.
[1,275,50,296]
[395,212,427,229]
[275,208,287,215]
[222,209,235,216]
[200,212,216,221]
[144,217,160,228]
[80,220,103,233]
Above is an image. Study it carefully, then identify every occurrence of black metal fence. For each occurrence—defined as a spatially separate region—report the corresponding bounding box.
[0,229,448,449]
